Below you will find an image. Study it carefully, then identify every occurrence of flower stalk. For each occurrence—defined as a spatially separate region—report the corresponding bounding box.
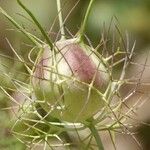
[78,0,96,41]
[87,118,104,150]
[56,0,66,40]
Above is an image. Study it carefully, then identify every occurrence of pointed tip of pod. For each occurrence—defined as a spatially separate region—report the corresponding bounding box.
[55,38,109,88]
[34,38,109,89]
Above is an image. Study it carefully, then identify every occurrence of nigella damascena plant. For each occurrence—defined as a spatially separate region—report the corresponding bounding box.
[32,38,109,122]
[1,0,143,149]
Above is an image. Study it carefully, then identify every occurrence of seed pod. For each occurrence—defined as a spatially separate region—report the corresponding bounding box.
[32,38,109,122]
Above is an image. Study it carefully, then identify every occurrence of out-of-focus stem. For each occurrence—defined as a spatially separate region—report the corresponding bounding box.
[79,0,95,41]
[56,0,66,40]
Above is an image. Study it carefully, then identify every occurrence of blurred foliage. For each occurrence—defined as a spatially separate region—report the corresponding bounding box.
[137,120,150,150]
[87,0,150,48]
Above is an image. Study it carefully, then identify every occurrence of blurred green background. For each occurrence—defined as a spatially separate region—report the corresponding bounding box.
[0,0,150,149]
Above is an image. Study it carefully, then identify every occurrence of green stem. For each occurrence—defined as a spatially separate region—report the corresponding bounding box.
[17,0,53,49]
[56,0,65,40]
[78,0,95,41]
[88,122,104,150]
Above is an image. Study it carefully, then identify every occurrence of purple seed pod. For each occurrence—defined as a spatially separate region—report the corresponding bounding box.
[32,38,109,122]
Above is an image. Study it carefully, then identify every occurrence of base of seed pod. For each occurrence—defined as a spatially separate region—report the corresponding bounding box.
[34,81,105,122]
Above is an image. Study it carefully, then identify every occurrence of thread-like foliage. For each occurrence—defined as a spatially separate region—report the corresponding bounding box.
[0,0,149,150]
